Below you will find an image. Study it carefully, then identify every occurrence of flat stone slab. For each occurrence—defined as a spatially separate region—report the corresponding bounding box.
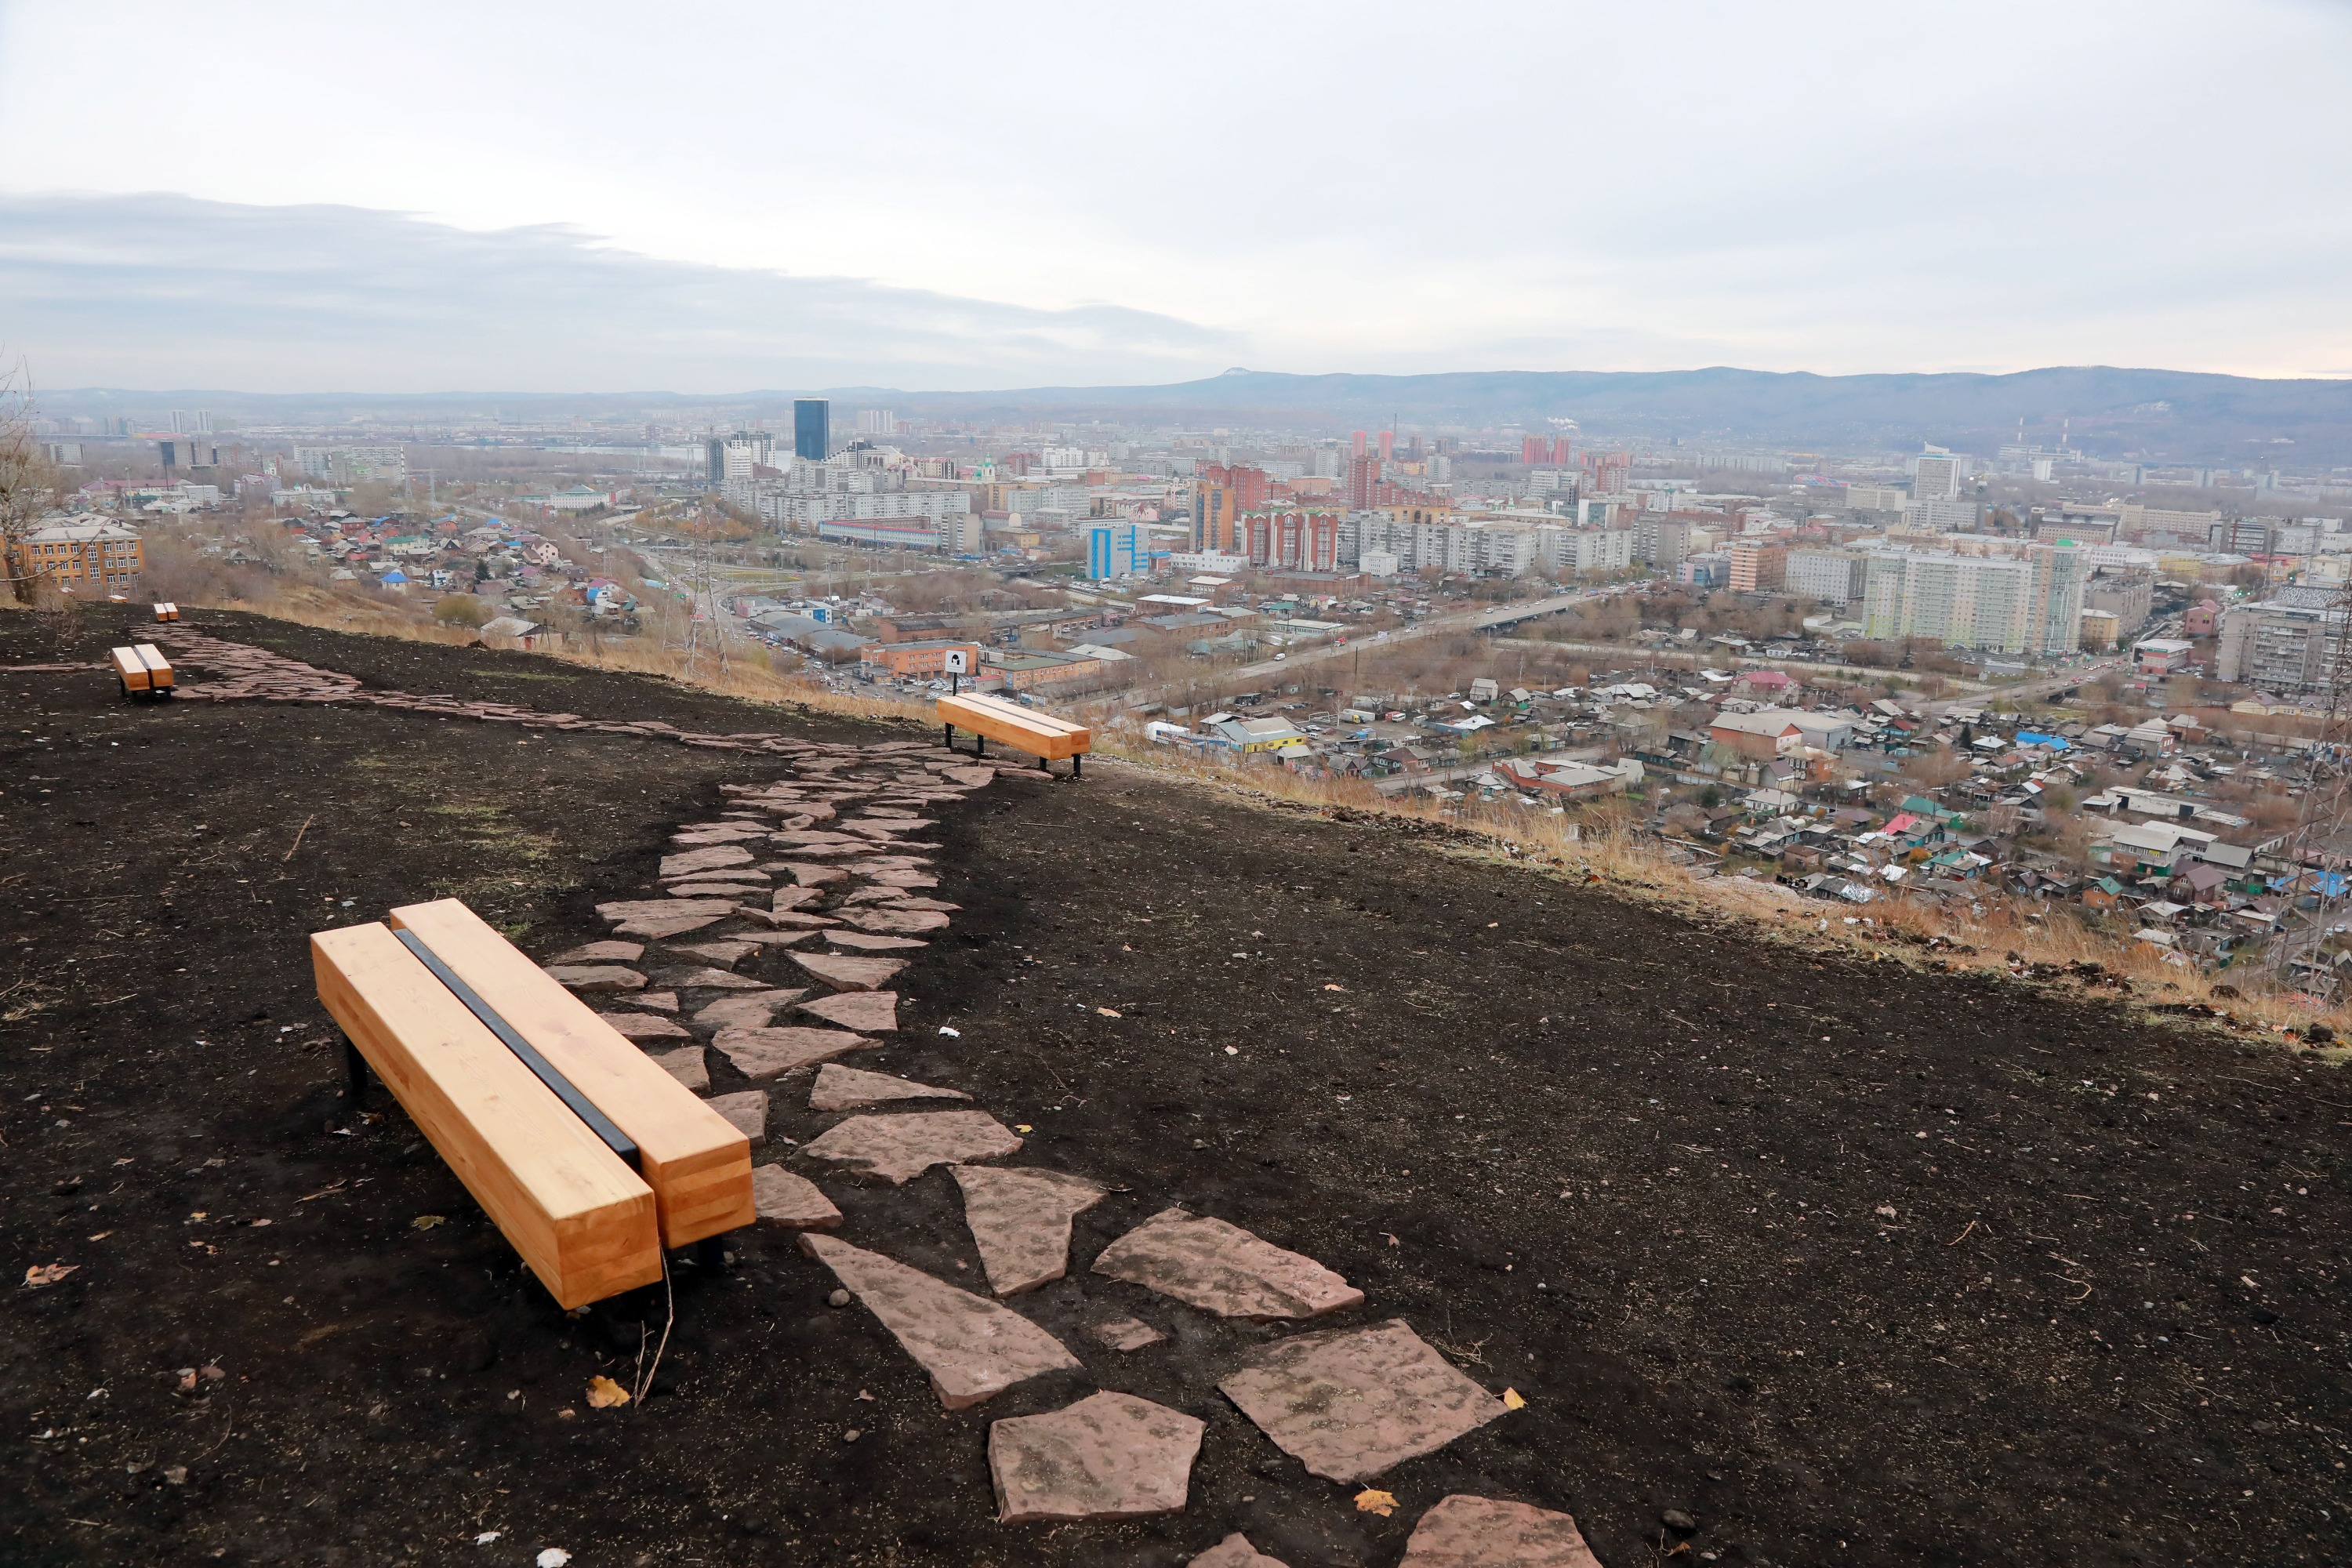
[953,1167,1105,1296]
[771,885,827,909]
[546,964,646,993]
[866,869,939,887]
[798,1234,1080,1409]
[797,991,898,1033]
[735,929,816,949]
[838,907,953,935]
[1218,1320,1511,1485]
[713,1026,877,1079]
[702,1090,768,1145]
[666,939,757,966]
[988,1391,1203,1524]
[551,940,643,964]
[1090,1315,1165,1352]
[942,765,996,787]
[824,931,928,952]
[652,1046,708,1091]
[664,967,771,991]
[1191,1534,1290,1568]
[598,898,736,939]
[750,1164,841,1230]
[1396,1496,1603,1567]
[598,1011,691,1041]
[790,952,909,991]
[666,880,770,898]
[692,990,805,1030]
[809,1063,970,1112]
[801,1111,1022,1184]
[660,844,755,878]
[1092,1208,1364,1321]
[779,862,851,886]
[622,990,679,1013]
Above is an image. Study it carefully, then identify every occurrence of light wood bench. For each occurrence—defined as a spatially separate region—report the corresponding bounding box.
[388,898,754,1250]
[937,690,1091,776]
[312,920,662,1308]
[153,602,180,622]
[111,644,174,700]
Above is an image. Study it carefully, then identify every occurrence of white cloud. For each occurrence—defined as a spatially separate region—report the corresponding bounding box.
[2,1,2350,388]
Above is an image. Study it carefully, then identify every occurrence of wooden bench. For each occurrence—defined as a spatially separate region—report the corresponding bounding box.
[388,898,754,1250]
[153,602,180,622]
[312,920,662,1308]
[111,644,174,700]
[937,690,1091,776]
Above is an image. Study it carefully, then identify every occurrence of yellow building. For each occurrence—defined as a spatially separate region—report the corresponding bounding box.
[12,519,144,594]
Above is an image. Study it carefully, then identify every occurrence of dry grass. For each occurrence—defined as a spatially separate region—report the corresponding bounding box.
[1098,738,2351,1046]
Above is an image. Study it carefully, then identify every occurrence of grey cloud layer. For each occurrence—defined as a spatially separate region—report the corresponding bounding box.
[0,192,1240,392]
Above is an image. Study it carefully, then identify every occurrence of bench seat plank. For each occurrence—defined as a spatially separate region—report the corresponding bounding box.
[133,644,174,688]
[937,692,1091,761]
[312,922,661,1308]
[390,898,755,1247]
[111,647,151,692]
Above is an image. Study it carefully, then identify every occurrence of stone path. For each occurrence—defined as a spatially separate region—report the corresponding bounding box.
[127,626,1565,1552]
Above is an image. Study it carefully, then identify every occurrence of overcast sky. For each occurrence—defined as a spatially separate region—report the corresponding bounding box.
[3,1,2350,392]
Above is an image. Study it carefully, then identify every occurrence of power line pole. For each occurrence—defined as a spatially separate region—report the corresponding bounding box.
[2272,575,2352,1001]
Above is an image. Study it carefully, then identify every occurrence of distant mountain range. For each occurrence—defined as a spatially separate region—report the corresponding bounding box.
[43,365,2352,463]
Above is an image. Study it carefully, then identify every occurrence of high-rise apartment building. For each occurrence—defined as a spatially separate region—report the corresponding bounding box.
[1351,430,1367,458]
[1194,463,1269,551]
[1239,506,1341,573]
[1726,540,1788,593]
[1084,520,1152,580]
[1785,546,1868,605]
[1345,455,1381,510]
[2216,591,2346,690]
[1522,436,1549,466]
[793,398,831,463]
[1860,539,2085,655]
[1911,450,1965,502]
[1377,430,1396,463]
[706,430,774,484]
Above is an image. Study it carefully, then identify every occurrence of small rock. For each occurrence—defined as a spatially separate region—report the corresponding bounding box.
[827,1288,852,1308]
[1662,1508,1697,1534]
[843,1428,862,1443]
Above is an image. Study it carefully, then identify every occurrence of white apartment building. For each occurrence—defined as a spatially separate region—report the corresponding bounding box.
[1911,451,1965,501]
[1786,546,1868,605]
[295,445,406,484]
[1861,538,2087,655]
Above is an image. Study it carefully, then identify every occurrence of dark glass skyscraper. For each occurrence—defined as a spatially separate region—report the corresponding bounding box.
[793,398,830,462]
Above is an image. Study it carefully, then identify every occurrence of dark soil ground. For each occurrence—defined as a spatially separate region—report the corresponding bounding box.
[3,606,2347,1568]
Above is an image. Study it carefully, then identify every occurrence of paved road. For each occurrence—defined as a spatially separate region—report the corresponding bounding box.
[1917,658,2123,717]
[1225,590,1595,681]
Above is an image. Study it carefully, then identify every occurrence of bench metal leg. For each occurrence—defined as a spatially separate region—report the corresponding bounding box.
[975,734,985,758]
[343,1035,368,1107]
[943,721,953,750]
[1071,753,1082,779]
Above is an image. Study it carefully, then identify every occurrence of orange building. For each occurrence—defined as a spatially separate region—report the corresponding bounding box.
[11,519,144,594]
[1194,463,1268,552]
[859,639,982,678]
[1727,539,1788,593]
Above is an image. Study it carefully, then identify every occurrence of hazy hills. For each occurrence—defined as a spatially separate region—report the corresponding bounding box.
[43,365,2352,463]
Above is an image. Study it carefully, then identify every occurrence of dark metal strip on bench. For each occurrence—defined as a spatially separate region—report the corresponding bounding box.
[390,927,644,1174]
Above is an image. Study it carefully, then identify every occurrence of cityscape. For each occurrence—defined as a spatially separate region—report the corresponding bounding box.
[2,5,2350,1568]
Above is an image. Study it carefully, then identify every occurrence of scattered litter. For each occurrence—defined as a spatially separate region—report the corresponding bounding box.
[586,1375,630,1409]
[1323,983,1346,992]
[536,1552,572,1568]
[1503,1387,1527,1410]
[938,1025,960,1036]
[474,1531,501,1546]
[24,1264,78,1287]
[1096,1007,1122,1018]
[1356,1488,1399,1516]
[1225,1046,1239,1055]
[162,1465,188,1486]
[412,1214,447,1231]
[1016,1123,1033,1134]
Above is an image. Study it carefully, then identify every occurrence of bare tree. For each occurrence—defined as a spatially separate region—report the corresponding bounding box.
[0,355,60,605]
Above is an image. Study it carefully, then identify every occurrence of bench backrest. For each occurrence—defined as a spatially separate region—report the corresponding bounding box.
[389,898,754,1247]
[312,920,661,1308]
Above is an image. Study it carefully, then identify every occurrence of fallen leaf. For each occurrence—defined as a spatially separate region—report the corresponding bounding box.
[24,1264,78,1287]
[1015,1124,1033,1134]
[413,1214,447,1231]
[1383,1232,1401,1247]
[1503,1387,1527,1410]
[586,1375,630,1409]
[1096,1007,1121,1018]
[1355,1488,1399,1517]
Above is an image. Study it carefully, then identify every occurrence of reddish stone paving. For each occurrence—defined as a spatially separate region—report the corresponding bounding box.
[807,1063,968,1112]
[798,1235,1080,1410]
[1395,1495,1606,1567]
[951,1166,1106,1296]
[799,1110,1023,1185]
[1189,1534,1290,1568]
[1092,1207,1365,1322]
[710,1026,875,1079]
[1217,1320,1513,1485]
[750,1165,841,1230]
[987,1391,1203,1524]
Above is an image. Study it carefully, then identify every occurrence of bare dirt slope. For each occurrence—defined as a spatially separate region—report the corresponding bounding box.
[2,608,2344,1567]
